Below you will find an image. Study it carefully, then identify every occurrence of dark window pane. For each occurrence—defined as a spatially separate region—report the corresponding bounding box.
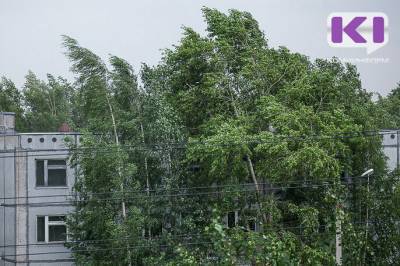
[152,223,162,237]
[36,160,44,186]
[37,217,45,242]
[49,225,67,242]
[48,160,66,166]
[48,169,66,186]
[248,219,256,231]
[48,216,65,222]
[228,212,236,228]
[144,227,150,238]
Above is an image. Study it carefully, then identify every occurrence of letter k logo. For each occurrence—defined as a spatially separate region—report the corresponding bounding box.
[331,16,367,43]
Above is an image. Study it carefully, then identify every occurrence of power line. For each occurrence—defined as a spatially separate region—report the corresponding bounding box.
[0,220,381,249]
[0,178,356,200]
[0,179,373,207]
[0,176,371,202]
[0,185,328,207]
[1,241,214,258]
[0,220,391,258]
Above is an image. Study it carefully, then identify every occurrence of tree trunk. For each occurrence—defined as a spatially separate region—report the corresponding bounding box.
[140,116,152,238]
[105,91,132,266]
[230,91,268,224]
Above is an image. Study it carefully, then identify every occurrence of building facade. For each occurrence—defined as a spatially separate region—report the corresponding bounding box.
[1,112,78,265]
[382,129,400,171]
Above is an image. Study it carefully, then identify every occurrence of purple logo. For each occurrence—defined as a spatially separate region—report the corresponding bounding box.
[327,13,388,54]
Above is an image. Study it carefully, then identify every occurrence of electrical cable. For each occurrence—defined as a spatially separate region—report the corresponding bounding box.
[0,177,376,206]
[0,220,393,257]
[0,220,382,249]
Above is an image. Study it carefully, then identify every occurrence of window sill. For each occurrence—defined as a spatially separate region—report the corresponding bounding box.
[35,186,69,189]
[37,241,67,244]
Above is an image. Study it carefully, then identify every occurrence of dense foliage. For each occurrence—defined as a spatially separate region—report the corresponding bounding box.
[1,7,399,266]
[378,83,400,128]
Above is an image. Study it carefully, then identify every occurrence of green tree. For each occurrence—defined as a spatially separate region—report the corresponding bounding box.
[63,35,137,265]
[23,71,76,131]
[63,36,185,265]
[146,7,391,265]
[0,77,27,131]
[64,8,399,265]
[377,83,400,128]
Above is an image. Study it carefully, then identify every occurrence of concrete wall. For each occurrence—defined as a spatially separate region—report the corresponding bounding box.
[1,133,78,265]
[0,135,18,266]
[15,150,28,265]
[21,133,77,265]
[382,130,400,171]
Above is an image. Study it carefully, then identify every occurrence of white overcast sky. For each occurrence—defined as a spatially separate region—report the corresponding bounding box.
[0,0,399,95]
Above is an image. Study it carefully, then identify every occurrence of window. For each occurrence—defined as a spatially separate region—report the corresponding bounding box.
[142,223,162,238]
[36,159,67,187]
[227,211,238,228]
[37,216,67,242]
[248,219,256,231]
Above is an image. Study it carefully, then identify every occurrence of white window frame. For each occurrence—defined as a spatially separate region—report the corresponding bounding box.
[226,211,239,228]
[37,215,67,243]
[36,159,68,187]
[225,211,260,231]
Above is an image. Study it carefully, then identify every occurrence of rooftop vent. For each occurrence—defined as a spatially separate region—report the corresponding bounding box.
[58,122,72,133]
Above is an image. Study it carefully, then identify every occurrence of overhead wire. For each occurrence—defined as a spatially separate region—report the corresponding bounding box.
[0,220,384,249]
[0,220,394,258]
[1,180,380,207]
[0,175,373,203]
